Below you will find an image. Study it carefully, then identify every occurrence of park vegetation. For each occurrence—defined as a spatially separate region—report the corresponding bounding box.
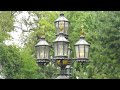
[0,11,120,79]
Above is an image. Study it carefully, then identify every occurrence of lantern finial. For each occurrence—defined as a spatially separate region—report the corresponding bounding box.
[60,11,64,16]
[41,34,45,39]
[41,31,45,38]
[80,25,85,38]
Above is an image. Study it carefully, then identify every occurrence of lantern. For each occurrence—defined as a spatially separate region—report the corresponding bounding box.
[35,36,50,65]
[74,35,90,62]
[53,33,69,59]
[54,13,70,38]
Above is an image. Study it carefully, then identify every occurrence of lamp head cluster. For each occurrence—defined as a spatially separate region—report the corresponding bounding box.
[35,13,90,68]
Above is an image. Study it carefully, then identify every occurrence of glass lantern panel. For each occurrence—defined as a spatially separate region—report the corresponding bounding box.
[55,22,59,35]
[36,46,40,59]
[85,45,89,58]
[59,21,64,33]
[44,46,49,59]
[40,46,45,59]
[65,22,69,34]
[68,48,71,58]
[58,42,63,56]
[64,43,68,56]
[79,45,84,58]
[65,21,68,27]
[56,22,59,27]
[54,43,57,56]
[75,46,79,58]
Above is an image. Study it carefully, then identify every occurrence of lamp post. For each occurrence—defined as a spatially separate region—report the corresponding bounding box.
[35,13,90,79]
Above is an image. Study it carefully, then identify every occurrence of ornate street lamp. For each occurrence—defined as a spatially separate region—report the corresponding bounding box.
[54,13,70,39]
[35,35,50,65]
[35,13,90,79]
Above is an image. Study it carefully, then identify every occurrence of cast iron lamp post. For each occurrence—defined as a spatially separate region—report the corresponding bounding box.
[35,13,90,79]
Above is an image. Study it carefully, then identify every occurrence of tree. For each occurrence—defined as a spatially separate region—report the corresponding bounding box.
[0,11,14,42]
[0,11,45,79]
[66,11,120,79]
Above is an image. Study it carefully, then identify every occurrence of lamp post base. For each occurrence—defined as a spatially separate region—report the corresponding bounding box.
[56,75,70,79]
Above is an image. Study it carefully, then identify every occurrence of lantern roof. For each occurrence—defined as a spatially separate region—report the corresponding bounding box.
[53,33,69,42]
[55,13,69,22]
[35,38,50,46]
[74,35,90,46]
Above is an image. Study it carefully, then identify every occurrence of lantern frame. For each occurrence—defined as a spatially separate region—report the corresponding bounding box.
[35,37,50,65]
[53,33,69,59]
[54,13,70,38]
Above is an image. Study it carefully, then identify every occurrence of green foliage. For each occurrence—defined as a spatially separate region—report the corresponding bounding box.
[0,44,23,78]
[18,48,40,79]
[38,63,59,79]
[67,11,120,79]
[0,11,14,42]
[0,11,120,79]
[0,43,45,79]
